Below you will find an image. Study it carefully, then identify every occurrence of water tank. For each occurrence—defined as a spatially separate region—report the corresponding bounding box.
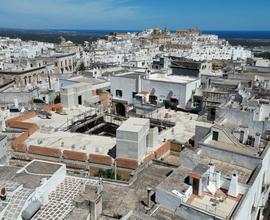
[21,201,41,220]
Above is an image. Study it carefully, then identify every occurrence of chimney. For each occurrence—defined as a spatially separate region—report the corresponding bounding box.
[239,130,245,143]
[254,133,261,147]
[137,75,142,93]
[215,171,221,188]
[147,187,152,208]
[14,98,18,108]
[208,162,215,182]
[228,172,239,197]
[145,68,150,80]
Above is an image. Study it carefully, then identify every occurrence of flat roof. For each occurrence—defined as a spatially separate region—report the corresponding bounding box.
[156,161,242,219]
[0,166,20,181]
[152,109,198,143]
[152,207,186,220]
[33,163,173,219]
[188,191,239,219]
[117,117,149,132]
[25,160,62,175]
[181,148,253,184]
[62,82,90,89]
[0,160,63,190]
[32,176,98,220]
[113,72,144,79]
[157,165,191,194]
[204,137,259,157]
[24,131,116,155]
[148,73,198,84]
[102,163,174,217]
[24,106,95,130]
[12,171,51,189]
[0,135,7,142]
[69,76,108,85]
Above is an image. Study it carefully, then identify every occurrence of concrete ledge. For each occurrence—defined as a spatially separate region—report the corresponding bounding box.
[116,157,139,169]
[28,145,62,158]
[63,150,88,161]
[89,153,113,165]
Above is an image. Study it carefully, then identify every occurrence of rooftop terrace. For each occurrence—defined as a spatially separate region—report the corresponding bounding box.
[149,73,198,84]
[24,131,116,155]
[148,109,198,144]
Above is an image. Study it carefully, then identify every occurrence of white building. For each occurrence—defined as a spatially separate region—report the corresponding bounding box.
[61,82,99,108]
[116,117,150,161]
[110,70,200,115]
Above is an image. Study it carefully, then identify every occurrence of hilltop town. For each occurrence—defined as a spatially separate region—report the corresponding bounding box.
[0,28,270,220]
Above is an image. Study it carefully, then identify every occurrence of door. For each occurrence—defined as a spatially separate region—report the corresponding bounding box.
[78,95,82,105]
[212,131,219,141]
[115,103,126,117]
[193,178,200,195]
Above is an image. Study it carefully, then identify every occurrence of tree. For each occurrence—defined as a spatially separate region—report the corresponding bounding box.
[77,62,86,71]
[94,169,122,180]
[54,95,61,104]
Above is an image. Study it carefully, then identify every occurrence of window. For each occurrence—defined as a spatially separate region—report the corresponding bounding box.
[78,95,82,105]
[116,90,122,97]
[212,131,219,141]
[132,92,137,98]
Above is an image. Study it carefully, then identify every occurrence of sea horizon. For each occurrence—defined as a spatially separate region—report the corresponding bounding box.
[1,27,270,40]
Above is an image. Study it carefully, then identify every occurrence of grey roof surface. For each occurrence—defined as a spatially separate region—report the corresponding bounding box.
[12,171,50,189]
[0,135,7,141]
[70,76,107,85]
[0,166,20,180]
[114,72,144,79]
[25,160,62,175]
[102,163,173,218]
[117,117,149,132]
[152,207,186,220]
[191,163,208,176]
[157,165,191,194]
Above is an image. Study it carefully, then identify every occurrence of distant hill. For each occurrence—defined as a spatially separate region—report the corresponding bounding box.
[0,28,107,44]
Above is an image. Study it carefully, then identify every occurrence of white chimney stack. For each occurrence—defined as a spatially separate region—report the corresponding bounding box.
[215,171,221,188]
[254,133,261,147]
[208,162,215,182]
[14,98,18,108]
[228,172,239,197]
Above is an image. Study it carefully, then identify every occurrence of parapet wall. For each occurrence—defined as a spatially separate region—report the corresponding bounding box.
[6,109,182,180]
[6,112,38,153]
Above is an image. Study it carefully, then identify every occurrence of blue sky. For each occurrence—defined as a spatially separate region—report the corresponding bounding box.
[0,0,269,30]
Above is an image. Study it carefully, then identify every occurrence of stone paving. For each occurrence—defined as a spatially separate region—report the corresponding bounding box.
[3,188,33,220]
[32,176,98,220]
[0,180,21,192]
